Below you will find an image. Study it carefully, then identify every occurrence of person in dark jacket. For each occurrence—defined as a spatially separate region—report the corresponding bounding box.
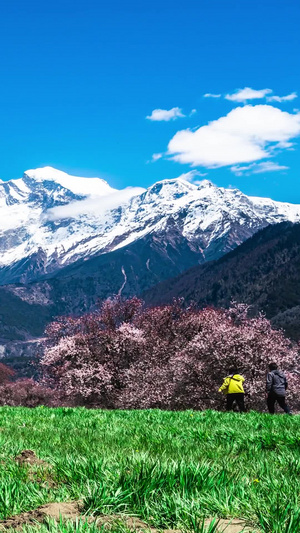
[266,363,291,414]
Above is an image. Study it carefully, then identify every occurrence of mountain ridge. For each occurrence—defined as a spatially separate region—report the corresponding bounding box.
[1,166,300,286]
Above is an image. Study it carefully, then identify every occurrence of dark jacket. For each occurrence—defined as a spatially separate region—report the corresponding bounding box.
[266,370,288,396]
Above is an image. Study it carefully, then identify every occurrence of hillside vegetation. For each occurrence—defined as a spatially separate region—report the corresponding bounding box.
[144,222,300,340]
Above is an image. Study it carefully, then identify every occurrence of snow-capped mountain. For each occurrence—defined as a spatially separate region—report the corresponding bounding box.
[0,165,300,285]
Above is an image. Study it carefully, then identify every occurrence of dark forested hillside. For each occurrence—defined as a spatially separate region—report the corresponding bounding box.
[144,222,300,340]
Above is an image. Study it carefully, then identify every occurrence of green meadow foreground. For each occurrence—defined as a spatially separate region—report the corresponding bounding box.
[0,408,299,532]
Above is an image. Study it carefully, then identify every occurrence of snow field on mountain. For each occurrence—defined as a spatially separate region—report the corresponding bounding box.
[0,167,300,278]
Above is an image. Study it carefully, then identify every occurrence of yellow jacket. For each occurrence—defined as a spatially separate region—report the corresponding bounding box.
[219,374,245,394]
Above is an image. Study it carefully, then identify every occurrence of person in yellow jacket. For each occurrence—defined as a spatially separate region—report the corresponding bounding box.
[218,368,246,412]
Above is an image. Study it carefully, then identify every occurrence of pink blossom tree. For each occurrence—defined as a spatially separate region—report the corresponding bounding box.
[41,297,144,407]
[0,362,15,383]
[0,378,56,407]
[41,298,300,410]
[0,363,53,408]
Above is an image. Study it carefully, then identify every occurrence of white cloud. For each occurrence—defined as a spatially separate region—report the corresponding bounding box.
[176,170,208,184]
[167,104,300,168]
[204,93,221,98]
[225,87,298,104]
[146,107,185,121]
[150,153,163,163]
[231,161,289,176]
[45,187,145,221]
[225,87,272,103]
[267,92,298,103]
[249,161,289,173]
[189,109,197,116]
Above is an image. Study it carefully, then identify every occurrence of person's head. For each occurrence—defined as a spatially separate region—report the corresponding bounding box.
[228,367,238,375]
[269,362,278,371]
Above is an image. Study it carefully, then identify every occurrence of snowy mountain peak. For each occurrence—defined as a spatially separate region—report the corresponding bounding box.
[158,177,197,188]
[141,177,197,203]
[0,168,300,286]
[23,167,116,197]
[196,179,215,189]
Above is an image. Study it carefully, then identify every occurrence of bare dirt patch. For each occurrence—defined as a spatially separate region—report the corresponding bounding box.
[93,515,257,533]
[0,501,258,532]
[95,515,155,530]
[14,450,50,468]
[14,449,57,489]
[203,519,257,532]
[0,502,82,531]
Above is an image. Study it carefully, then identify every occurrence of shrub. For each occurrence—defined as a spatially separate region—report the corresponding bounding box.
[0,378,57,407]
[0,362,15,383]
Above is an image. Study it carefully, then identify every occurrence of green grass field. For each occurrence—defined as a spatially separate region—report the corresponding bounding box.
[0,407,299,532]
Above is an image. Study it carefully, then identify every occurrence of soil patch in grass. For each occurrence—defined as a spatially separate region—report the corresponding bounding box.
[0,502,82,531]
[14,450,49,468]
[0,501,257,532]
[14,449,56,488]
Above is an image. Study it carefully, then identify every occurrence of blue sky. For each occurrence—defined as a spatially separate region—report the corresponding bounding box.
[0,0,299,202]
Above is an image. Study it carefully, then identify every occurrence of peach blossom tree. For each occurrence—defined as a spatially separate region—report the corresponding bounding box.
[40,298,300,410]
